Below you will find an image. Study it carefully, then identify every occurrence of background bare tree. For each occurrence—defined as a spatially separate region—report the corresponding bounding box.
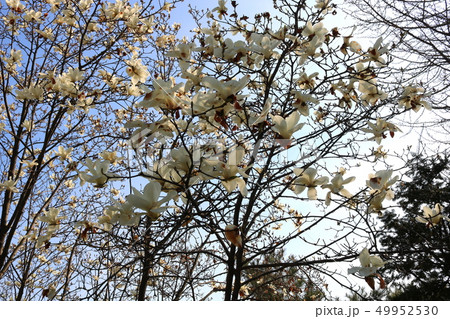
[343,0,450,148]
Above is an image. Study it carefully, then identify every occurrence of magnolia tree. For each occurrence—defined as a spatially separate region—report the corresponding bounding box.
[0,0,439,301]
[0,0,183,300]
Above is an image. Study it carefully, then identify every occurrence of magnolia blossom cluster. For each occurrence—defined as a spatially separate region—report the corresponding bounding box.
[4,0,439,297]
[0,0,167,223]
[2,0,160,114]
[86,2,425,229]
[291,166,401,217]
[148,143,251,197]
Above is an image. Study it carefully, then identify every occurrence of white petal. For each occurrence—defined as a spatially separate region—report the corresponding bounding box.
[340,188,353,198]
[422,205,433,218]
[236,178,248,197]
[307,187,317,200]
[293,185,306,195]
[370,255,386,268]
[144,181,161,205]
[286,111,300,128]
[126,194,150,211]
[415,216,428,224]
[222,179,237,193]
[359,248,371,267]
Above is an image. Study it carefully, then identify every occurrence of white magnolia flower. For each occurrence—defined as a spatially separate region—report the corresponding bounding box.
[53,72,78,97]
[348,40,362,54]
[4,48,22,68]
[322,172,355,198]
[291,91,319,116]
[148,160,200,192]
[125,57,150,85]
[296,72,318,90]
[98,209,117,231]
[156,34,176,48]
[179,61,204,91]
[348,248,387,277]
[66,67,84,82]
[250,33,282,59]
[20,159,38,170]
[56,146,73,161]
[38,208,66,233]
[161,2,173,12]
[126,181,176,220]
[217,146,249,197]
[366,169,398,199]
[292,167,329,200]
[302,21,328,40]
[361,37,389,65]
[0,179,19,193]
[270,111,304,139]
[16,86,44,101]
[212,0,228,19]
[373,146,387,159]
[315,0,331,11]
[107,199,140,226]
[416,203,448,227]
[361,118,401,145]
[168,147,194,173]
[202,75,250,101]
[366,171,398,215]
[358,80,388,106]
[140,78,185,110]
[79,159,119,188]
[166,43,196,60]
[367,192,387,215]
[6,0,25,12]
[399,85,431,112]
[296,21,328,62]
[100,151,124,166]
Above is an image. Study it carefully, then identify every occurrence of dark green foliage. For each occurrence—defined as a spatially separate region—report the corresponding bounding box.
[378,154,450,300]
